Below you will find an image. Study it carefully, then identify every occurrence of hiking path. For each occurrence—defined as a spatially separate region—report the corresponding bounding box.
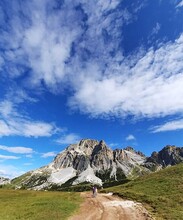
[69,192,154,220]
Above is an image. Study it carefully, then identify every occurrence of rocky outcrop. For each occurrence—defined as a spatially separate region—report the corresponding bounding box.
[148,145,183,165]
[145,145,183,171]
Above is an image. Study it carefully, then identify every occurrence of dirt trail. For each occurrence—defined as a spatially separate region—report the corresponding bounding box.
[69,192,153,220]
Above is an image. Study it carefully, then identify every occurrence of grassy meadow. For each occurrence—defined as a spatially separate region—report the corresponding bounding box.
[103,163,183,220]
[0,189,82,220]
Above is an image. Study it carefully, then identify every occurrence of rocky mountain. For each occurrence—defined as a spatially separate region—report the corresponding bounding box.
[10,140,183,190]
[145,145,183,171]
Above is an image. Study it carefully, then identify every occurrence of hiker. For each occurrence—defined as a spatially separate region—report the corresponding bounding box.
[94,186,98,197]
[92,186,95,197]
[92,186,97,197]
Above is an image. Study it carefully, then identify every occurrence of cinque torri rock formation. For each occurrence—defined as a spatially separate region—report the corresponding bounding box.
[10,139,183,190]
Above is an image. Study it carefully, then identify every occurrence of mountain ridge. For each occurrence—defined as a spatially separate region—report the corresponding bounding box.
[7,139,183,190]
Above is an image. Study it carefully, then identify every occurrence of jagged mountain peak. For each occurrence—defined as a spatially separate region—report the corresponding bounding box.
[124,146,135,152]
[162,145,183,153]
[61,139,110,158]
[53,139,112,172]
[78,139,101,147]
[146,145,183,169]
[124,146,146,157]
[64,139,102,155]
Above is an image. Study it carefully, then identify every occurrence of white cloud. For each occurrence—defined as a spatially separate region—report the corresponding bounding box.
[69,34,183,119]
[1,0,85,90]
[23,163,33,166]
[126,134,136,141]
[0,145,33,154]
[151,119,183,133]
[0,155,20,160]
[21,122,59,137]
[25,154,33,158]
[108,143,119,149]
[1,0,183,123]
[0,119,59,138]
[41,152,57,158]
[151,22,161,35]
[0,101,14,118]
[176,1,183,7]
[56,133,81,145]
[1,0,132,90]
[0,120,13,136]
[0,97,60,137]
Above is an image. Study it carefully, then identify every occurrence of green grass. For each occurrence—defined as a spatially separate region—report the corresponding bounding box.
[0,189,82,220]
[103,163,183,220]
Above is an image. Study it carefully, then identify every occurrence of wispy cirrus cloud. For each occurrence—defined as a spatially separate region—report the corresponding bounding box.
[56,133,81,145]
[126,134,136,141]
[0,0,85,90]
[0,109,60,138]
[176,1,183,8]
[23,163,33,166]
[0,119,59,137]
[108,143,119,149]
[0,145,34,154]
[0,91,60,137]
[151,119,183,133]
[0,155,20,160]
[41,152,57,158]
[0,0,133,89]
[151,22,161,35]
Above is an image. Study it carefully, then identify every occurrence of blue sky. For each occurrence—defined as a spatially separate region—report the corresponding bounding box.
[0,0,183,178]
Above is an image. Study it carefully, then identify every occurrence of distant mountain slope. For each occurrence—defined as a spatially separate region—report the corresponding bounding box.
[104,163,183,220]
[9,140,183,190]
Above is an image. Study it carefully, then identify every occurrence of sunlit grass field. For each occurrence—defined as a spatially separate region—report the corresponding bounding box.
[103,163,183,220]
[0,189,82,220]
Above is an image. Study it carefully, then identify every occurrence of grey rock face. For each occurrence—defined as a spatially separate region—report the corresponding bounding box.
[53,139,100,172]
[146,145,183,168]
[53,139,146,179]
[90,140,114,171]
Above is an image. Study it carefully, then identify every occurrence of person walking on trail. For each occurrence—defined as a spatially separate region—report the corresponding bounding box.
[92,186,95,197]
[94,186,98,197]
[92,186,97,197]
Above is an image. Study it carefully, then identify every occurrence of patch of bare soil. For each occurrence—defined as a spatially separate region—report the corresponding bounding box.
[69,192,154,220]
